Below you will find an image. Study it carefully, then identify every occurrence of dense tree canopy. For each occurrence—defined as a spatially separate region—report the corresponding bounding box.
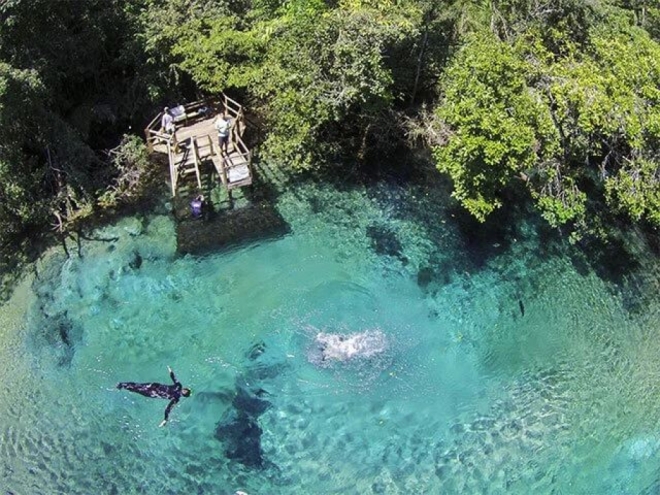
[433,2,660,239]
[0,0,658,262]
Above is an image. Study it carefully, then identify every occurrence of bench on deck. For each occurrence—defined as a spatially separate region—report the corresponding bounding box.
[145,98,220,153]
[169,102,213,126]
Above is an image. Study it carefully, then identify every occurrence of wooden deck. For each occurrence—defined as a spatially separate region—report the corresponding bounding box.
[145,95,253,197]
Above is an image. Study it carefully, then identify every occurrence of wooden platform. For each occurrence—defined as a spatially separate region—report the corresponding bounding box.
[145,95,253,197]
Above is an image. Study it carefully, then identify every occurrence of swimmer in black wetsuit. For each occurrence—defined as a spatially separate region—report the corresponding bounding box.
[117,366,191,427]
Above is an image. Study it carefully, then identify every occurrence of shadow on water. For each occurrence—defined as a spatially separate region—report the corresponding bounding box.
[32,311,83,367]
[568,231,657,314]
[176,200,290,256]
[447,203,519,272]
[174,162,291,256]
[359,153,541,279]
[357,152,659,314]
[569,236,640,283]
[215,384,272,469]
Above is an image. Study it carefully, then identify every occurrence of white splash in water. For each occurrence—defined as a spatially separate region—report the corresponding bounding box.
[311,330,388,364]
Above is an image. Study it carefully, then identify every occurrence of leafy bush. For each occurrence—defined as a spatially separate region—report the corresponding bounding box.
[98,135,157,208]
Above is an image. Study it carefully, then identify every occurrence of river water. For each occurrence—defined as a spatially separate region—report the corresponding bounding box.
[2,174,660,494]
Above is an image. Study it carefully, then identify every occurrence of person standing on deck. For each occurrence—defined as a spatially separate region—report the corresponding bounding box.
[117,365,191,427]
[161,107,176,135]
[215,112,233,154]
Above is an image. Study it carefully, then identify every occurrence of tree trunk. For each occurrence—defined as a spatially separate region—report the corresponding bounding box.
[410,27,430,106]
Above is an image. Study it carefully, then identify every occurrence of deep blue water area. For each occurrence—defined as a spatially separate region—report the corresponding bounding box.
[2,176,660,494]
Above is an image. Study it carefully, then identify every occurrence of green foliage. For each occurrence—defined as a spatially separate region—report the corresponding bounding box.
[434,13,660,236]
[533,174,587,228]
[1,0,660,261]
[0,0,148,120]
[98,135,156,208]
[0,61,104,242]
[608,0,660,40]
[169,0,418,168]
[254,5,411,168]
[0,63,50,238]
[434,33,558,221]
[137,0,237,97]
[546,25,660,227]
[173,14,268,92]
[605,157,660,224]
[0,0,157,250]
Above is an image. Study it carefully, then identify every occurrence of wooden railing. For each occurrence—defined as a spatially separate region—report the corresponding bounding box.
[223,94,244,122]
[145,94,251,195]
[166,138,177,196]
[225,133,253,190]
[189,137,203,190]
[144,94,246,153]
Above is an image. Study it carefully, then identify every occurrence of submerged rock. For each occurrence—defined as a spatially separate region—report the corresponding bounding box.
[417,266,434,289]
[246,340,266,361]
[128,251,143,270]
[244,362,287,382]
[233,384,271,416]
[366,224,406,262]
[30,310,83,368]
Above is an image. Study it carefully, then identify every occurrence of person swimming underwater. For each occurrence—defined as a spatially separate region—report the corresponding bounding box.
[117,365,191,427]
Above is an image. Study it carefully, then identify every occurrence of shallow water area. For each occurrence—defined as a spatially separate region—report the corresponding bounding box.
[2,178,660,494]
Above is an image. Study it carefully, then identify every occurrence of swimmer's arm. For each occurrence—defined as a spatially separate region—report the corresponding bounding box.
[159,398,179,427]
[167,365,177,384]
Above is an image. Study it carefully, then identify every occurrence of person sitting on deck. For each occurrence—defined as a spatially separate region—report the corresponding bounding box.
[161,107,176,135]
[190,195,204,219]
[117,365,191,427]
[214,112,232,154]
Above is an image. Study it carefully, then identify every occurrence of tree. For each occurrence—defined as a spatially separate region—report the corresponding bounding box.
[0,0,162,243]
[433,9,660,238]
[434,32,559,221]
[0,63,50,241]
[169,0,422,168]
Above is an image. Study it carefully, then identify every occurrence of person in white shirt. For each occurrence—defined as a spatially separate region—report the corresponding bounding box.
[215,113,232,153]
[161,107,175,135]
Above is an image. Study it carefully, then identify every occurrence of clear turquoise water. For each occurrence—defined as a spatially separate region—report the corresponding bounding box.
[2,178,660,494]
